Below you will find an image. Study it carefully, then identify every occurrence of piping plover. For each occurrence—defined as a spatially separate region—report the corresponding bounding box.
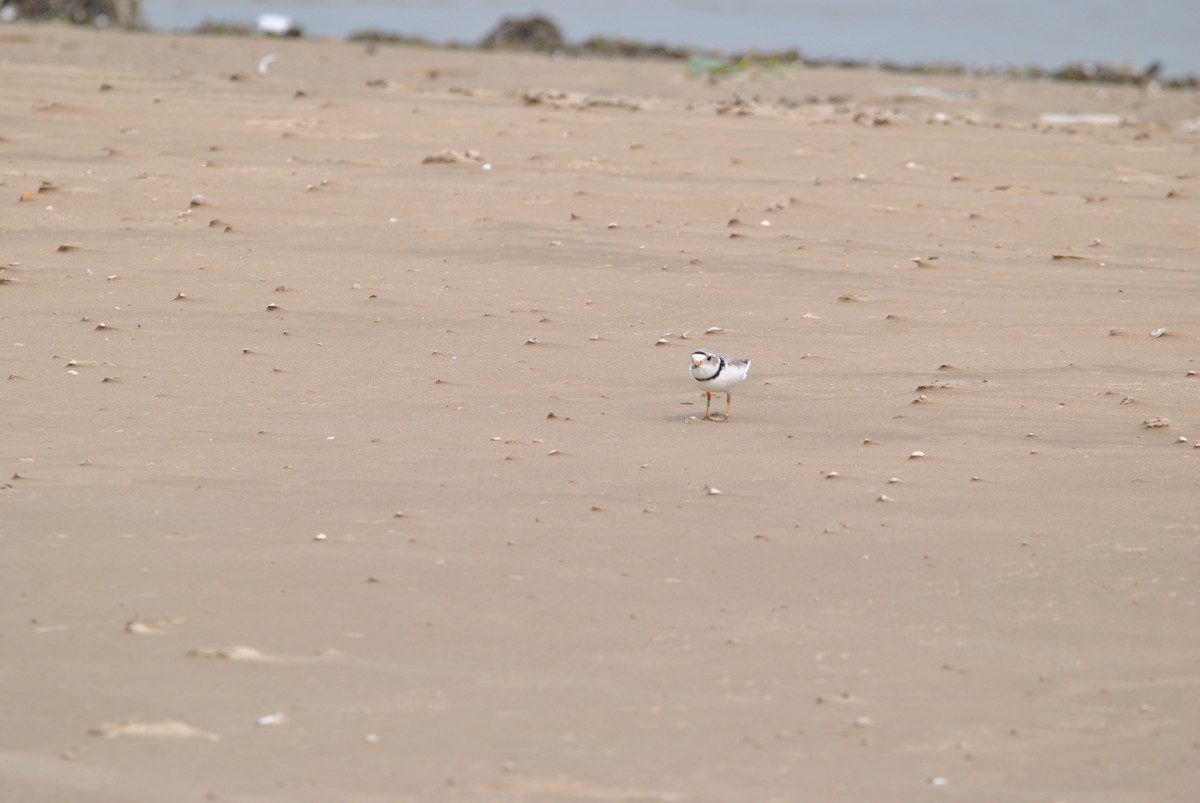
[690,350,751,422]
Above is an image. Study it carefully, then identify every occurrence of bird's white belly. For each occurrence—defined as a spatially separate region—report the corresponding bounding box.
[692,369,745,393]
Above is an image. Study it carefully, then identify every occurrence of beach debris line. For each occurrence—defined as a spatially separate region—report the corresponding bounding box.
[422,149,486,165]
[90,720,220,741]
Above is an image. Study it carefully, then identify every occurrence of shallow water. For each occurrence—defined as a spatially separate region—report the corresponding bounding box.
[141,0,1200,76]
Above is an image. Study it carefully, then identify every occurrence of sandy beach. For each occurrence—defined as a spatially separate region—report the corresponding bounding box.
[3,24,1199,802]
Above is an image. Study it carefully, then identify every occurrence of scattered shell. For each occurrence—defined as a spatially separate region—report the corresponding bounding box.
[314,532,328,541]
[589,334,600,341]
[705,485,721,495]
[908,451,926,459]
[705,326,724,334]
[1149,328,1167,338]
[824,471,840,479]
[1142,417,1172,428]
[887,477,901,484]
[189,194,206,207]
[929,777,949,788]
[525,336,538,344]
[877,494,893,502]
[606,222,619,229]
[1176,436,1189,444]
[655,338,670,345]
[255,712,286,728]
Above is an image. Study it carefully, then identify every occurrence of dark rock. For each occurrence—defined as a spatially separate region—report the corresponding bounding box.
[480,14,564,53]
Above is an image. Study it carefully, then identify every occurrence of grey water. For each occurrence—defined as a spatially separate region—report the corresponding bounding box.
[141,0,1200,76]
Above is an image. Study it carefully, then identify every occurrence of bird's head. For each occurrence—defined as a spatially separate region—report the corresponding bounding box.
[692,351,716,369]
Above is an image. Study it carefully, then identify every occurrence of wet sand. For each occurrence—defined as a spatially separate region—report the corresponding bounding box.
[3,24,1199,802]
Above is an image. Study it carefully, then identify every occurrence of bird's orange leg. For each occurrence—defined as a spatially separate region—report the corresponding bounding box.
[703,392,713,420]
[721,394,732,422]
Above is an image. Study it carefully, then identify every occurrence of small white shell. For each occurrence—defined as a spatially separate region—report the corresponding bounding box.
[1149,328,1167,338]
[705,486,721,495]
[908,451,925,459]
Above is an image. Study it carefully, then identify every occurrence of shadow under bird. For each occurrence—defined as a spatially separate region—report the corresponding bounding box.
[689,350,751,422]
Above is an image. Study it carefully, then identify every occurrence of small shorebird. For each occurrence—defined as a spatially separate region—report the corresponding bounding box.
[689,350,751,422]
